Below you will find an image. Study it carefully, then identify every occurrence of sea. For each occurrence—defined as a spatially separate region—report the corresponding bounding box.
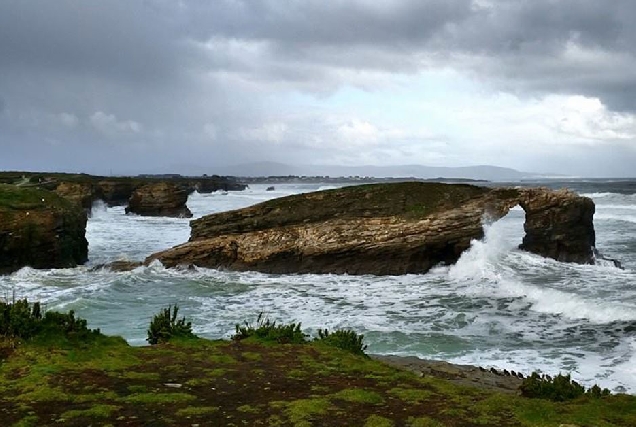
[1,180,635,393]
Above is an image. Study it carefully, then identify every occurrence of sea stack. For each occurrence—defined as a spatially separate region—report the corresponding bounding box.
[146,182,597,275]
[125,182,193,218]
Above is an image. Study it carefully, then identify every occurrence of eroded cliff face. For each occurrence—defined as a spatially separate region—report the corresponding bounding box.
[125,182,193,218]
[0,185,88,274]
[518,188,595,264]
[146,183,597,275]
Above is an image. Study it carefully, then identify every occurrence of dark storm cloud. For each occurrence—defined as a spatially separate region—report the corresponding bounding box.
[0,0,635,175]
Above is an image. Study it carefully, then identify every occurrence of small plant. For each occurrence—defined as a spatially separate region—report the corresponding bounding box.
[0,298,97,342]
[315,328,368,357]
[520,372,610,401]
[232,312,307,344]
[147,305,195,345]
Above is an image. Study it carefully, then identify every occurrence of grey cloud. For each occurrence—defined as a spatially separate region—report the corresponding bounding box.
[1,0,635,176]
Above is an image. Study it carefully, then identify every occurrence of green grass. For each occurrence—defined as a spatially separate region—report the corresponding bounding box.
[120,392,197,404]
[176,406,220,417]
[59,404,120,420]
[0,183,72,210]
[1,311,635,427]
[331,388,384,405]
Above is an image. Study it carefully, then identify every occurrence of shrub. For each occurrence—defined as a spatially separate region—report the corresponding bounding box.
[315,328,368,357]
[232,312,307,344]
[0,298,97,341]
[520,372,610,401]
[147,305,195,345]
[0,299,41,339]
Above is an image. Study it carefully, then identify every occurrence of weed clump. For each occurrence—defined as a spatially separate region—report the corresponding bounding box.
[315,328,368,357]
[147,305,195,345]
[232,312,307,344]
[520,372,610,401]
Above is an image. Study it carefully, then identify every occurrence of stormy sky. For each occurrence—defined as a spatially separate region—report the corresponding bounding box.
[1,0,635,177]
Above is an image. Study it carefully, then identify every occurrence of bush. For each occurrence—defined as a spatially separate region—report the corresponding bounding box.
[0,298,97,341]
[520,372,610,401]
[147,305,195,345]
[315,328,368,357]
[232,312,307,344]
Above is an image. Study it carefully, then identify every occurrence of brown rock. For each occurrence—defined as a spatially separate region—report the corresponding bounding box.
[90,260,143,272]
[54,182,94,211]
[519,188,595,264]
[95,180,137,206]
[0,185,88,274]
[125,182,193,218]
[145,182,597,275]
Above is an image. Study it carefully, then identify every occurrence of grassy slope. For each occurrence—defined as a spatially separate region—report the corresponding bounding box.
[1,335,634,427]
[0,184,73,211]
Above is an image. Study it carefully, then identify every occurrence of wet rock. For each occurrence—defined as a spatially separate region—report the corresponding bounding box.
[519,188,595,264]
[90,260,143,272]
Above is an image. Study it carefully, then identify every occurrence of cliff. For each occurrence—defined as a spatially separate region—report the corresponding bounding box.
[0,184,88,274]
[125,182,193,218]
[146,182,596,275]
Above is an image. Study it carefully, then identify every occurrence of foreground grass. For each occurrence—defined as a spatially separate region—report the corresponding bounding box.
[1,335,635,427]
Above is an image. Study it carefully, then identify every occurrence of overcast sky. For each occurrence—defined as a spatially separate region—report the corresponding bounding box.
[1,0,635,177]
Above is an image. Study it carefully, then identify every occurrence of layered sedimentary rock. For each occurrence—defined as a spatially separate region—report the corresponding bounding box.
[54,182,95,211]
[125,182,193,218]
[0,185,88,274]
[146,182,597,275]
[518,188,595,263]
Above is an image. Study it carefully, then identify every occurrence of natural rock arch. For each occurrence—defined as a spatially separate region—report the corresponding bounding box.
[146,183,598,275]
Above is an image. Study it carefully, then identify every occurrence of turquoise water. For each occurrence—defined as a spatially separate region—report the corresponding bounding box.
[1,182,635,393]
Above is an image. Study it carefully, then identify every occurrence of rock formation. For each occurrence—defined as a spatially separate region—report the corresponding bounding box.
[518,188,595,264]
[0,185,88,274]
[146,182,598,275]
[95,180,137,206]
[54,182,94,211]
[125,182,193,218]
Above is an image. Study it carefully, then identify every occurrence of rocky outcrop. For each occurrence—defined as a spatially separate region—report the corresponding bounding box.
[125,182,193,218]
[0,185,88,274]
[145,183,597,275]
[95,180,137,206]
[192,177,247,193]
[54,182,94,211]
[518,188,595,264]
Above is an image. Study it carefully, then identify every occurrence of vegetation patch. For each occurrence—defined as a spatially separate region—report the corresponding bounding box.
[176,406,220,417]
[331,388,384,405]
[520,372,611,401]
[146,305,195,345]
[1,305,635,427]
[364,415,395,427]
[388,387,434,404]
[59,404,120,420]
[233,312,307,344]
[315,328,368,356]
[120,392,197,405]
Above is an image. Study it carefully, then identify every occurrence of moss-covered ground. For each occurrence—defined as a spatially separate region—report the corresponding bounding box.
[1,334,634,427]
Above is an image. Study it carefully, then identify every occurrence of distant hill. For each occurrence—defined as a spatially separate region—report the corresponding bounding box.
[199,162,540,182]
